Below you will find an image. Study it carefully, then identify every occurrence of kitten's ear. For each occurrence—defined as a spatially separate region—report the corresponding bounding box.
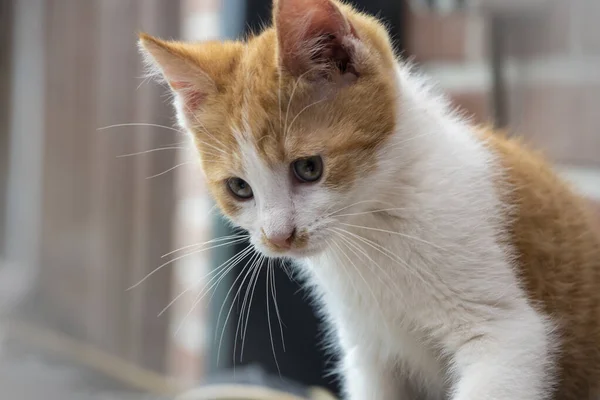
[274,0,359,81]
[138,33,215,110]
[139,34,243,112]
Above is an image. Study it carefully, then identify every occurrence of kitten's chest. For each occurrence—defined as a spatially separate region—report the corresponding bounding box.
[305,244,449,349]
[305,241,452,396]
[308,238,446,325]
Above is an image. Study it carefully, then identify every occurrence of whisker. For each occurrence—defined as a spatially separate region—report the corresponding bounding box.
[239,255,264,362]
[324,199,396,220]
[127,237,248,291]
[283,65,321,136]
[331,226,434,288]
[330,228,402,294]
[234,254,261,364]
[334,226,481,304]
[146,162,192,179]
[157,246,253,317]
[216,251,261,367]
[334,207,408,218]
[162,234,249,258]
[329,238,385,323]
[117,146,188,158]
[97,122,185,134]
[385,131,433,151]
[323,237,353,288]
[184,105,229,152]
[266,258,282,376]
[194,128,230,156]
[207,246,255,305]
[214,247,259,336]
[286,97,326,136]
[333,234,391,332]
[338,222,449,252]
[270,259,286,351]
[278,71,283,131]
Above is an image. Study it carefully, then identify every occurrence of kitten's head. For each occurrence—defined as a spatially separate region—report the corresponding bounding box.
[139,0,398,258]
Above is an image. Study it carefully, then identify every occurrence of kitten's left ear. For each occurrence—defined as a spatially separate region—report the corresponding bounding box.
[274,0,360,82]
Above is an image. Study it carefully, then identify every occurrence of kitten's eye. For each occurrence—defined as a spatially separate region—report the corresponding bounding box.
[227,177,253,199]
[292,156,323,183]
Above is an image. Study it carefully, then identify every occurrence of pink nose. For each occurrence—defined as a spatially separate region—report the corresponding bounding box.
[264,228,296,249]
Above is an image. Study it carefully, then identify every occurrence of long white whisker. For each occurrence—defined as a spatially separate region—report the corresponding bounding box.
[329,239,384,320]
[158,246,253,317]
[194,129,230,156]
[240,255,264,361]
[277,71,283,131]
[127,237,247,290]
[162,234,249,258]
[215,249,260,340]
[286,97,326,136]
[283,66,320,136]
[339,222,449,251]
[234,254,262,364]
[333,233,391,331]
[324,237,360,298]
[146,162,192,179]
[184,104,229,151]
[97,123,185,134]
[266,258,282,376]
[385,131,433,151]
[217,251,261,367]
[332,226,433,288]
[117,146,188,158]
[207,246,255,305]
[270,260,286,352]
[324,200,396,220]
[334,226,474,302]
[334,207,408,218]
[331,228,402,295]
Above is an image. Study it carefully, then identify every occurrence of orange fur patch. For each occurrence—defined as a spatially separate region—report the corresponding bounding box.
[140,1,399,216]
[482,129,600,399]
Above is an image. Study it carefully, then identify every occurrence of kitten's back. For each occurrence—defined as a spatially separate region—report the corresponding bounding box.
[483,129,600,399]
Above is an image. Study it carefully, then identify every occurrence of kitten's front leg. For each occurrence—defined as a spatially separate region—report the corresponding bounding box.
[341,346,410,400]
[449,311,555,400]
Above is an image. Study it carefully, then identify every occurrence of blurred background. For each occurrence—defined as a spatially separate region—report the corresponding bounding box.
[0,0,598,399]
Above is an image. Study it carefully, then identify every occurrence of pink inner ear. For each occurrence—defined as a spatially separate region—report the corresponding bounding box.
[170,81,206,110]
[276,0,356,76]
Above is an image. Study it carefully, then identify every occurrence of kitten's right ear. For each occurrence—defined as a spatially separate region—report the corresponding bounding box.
[138,33,242,111]
[138,33,214,110]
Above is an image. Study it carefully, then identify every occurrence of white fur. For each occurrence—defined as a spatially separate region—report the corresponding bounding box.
[179,62,558,399]
[294,66,556,400]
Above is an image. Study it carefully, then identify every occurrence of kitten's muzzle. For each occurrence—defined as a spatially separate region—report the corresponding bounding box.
[261,227,296,250]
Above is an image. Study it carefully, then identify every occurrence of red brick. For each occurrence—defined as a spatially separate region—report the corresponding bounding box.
[501,2,572,59]
[511,84,600,166]
[406,11,469,62]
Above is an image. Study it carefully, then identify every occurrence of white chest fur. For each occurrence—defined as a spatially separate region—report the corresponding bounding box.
[299,67,555,400]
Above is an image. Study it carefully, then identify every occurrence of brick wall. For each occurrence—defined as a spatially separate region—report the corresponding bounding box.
[406,0,600,168]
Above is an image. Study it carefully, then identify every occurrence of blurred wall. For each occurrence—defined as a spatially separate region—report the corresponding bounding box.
[0,0,12,257]
[167,0,223,385]
[5,0,183,377]
[407,1,600,170]
[405,0,600,207]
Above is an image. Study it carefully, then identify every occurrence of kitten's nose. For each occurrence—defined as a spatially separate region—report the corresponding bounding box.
[263,228,296,249]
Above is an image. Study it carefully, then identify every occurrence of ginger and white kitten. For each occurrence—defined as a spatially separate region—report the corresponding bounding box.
[139,0,600,399]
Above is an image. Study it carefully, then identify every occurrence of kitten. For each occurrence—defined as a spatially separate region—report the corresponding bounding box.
[139,0,600,399]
